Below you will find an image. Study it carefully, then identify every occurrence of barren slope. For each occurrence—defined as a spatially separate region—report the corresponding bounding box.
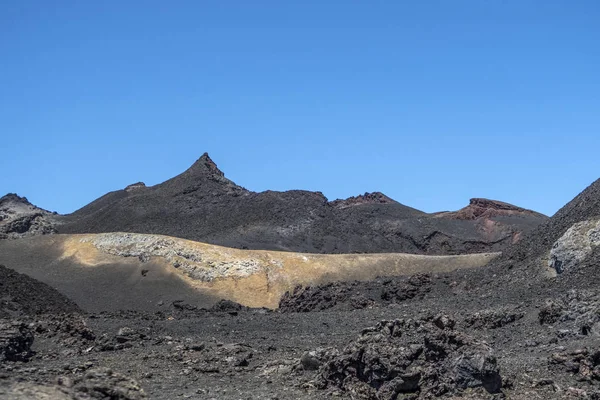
[0,264,80,318]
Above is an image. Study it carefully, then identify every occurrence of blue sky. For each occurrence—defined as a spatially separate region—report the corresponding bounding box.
[1,1,599,216]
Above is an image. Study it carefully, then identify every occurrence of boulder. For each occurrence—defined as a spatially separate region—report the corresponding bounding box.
[549,218,600,274]
[0,320,34,362]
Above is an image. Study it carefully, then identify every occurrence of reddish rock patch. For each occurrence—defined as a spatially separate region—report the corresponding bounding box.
[436,198,545,221]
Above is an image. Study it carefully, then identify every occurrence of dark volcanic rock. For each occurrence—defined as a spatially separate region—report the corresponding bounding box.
[51,153,547,255]
[380,274,432,302]
[0,194,57,239]
[70,367,147,399]
[34,314,96,348]
[279,282,373,313]
[315,316,502,398]
[537,290,600,338]
[124,182,146,192]
[491,178,600,275]
[2,176,600,400]
[463,308,524,330]
[329,192,397,209]
[0,321,34,362]
[209,299,249,313]
[279,275,431,313]
[549,348,600,385]
[0,264,81,318]
[436,198,546,220]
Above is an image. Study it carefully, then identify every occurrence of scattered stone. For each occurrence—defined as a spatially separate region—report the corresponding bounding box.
[539,300,565,325]
[465,308,524,329]
[549,348,600,382]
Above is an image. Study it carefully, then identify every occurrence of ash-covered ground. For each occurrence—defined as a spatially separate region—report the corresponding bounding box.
[2,257,600,400]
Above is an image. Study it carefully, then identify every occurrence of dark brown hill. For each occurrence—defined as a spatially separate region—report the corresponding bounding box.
[49,153,547,255]
[0,264,80,318]
[434,198,547,220]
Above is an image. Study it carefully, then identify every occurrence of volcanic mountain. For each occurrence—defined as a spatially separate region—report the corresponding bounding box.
[2,153,547,255]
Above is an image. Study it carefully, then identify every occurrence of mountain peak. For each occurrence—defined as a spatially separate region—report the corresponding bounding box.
[0,193,32,207]
[468,198,523,211]
[188,152,225,177]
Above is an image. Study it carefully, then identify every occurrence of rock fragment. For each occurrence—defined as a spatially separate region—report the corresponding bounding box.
[0,320,33,362]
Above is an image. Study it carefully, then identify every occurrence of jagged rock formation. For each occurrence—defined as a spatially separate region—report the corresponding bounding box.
[549,218,600,274]
[125,182,146,192]
[313,316,502,398]
[0,194,57,239]
[329,192,396,208]
[279,274,432,313]
[45,153,547,255]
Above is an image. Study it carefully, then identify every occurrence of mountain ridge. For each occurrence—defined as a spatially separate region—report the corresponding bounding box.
[2,153,548,255]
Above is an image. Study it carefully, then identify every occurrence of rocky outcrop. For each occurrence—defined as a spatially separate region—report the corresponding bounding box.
[486,178,600,277]
[124,182,146,192]
[329,192,397,209]
[0,194,57,239]
[435,198,546,220]
[0,320,34,362]
[279,274,432,313]
[538,289,600,338]
[80,233,263,282]
[312,315,502,398]
[549,348,600,384]
[549,218,600,274]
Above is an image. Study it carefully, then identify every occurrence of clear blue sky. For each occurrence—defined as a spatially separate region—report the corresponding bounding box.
[1,1,599,216]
